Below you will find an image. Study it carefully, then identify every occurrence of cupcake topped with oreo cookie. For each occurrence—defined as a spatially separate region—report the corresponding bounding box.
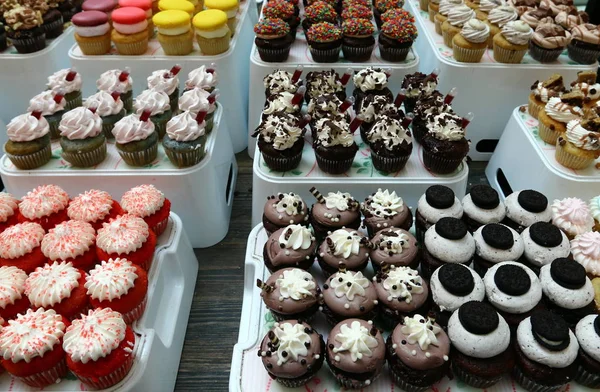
[309,188,361,239]
[520,221,570,274]
[352,67,393,111]
[262,192,309,235]
[462,185,506,232]
[422,217,475,279]
[362,189,413,236]
[415,185,464,242]
[472,223,524,276]
[503,189,552,233]
[263,224,317,272]
[574,315,600,388]
[317,228,370,276]
[369,228,419,271]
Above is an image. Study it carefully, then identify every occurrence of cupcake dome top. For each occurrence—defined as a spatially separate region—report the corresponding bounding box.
[25,261,82,308]
[121,184,166,218]
[307,22,342,43]
[341,4,372,20]
[304,1,337,21]
[262,0,294,19]
[0,193,18,224]
[68,189,114,223]
[85,258,139,301]
[381,19,418,42]
[96,214,150,254]
[0,266,27,308]
[0,222,45,259]
[41,220,96,261]
[253,18,290,37]
[20,184,69,220]
[381,7,413,24]
[342,18,375,36]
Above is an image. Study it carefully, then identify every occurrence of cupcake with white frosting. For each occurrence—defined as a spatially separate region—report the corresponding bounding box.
[485,5,518,47]
[112,113,158,166]
[538,92,584,145]
[520,221,570,274]
[317,228,369,276]
[363,193,410,234]
[120,184,171,237]
[0,266,30,321]
[351,67,393,112]
[178,87,217,132]
[366,115,413,174]
[58,106,106,168]
[96,69,134,112]
[472,223,524,276]
[551,197,594,239]
[0,192,19,234]
[415,185,464,242]
[462,185,506,232]
[492,20,533,64]
[452,18,490,62]
[422,217,475,279]
[262,192,309,235]
[502,189,552,233]
[574,315,600,388]
[571,231,600,277]
[18,185,70,231]
[134,88,172,138]
[369,228,419,271]
[253,113,305,172]
[28,90,67,139]
[441,4,476,48]
[421,111,470,174]
[41,220,98,272]
[67,189,124,232]
[263,224,317,272]
[0,222,46,273]
[556,118,600,170]
[185,65,218,92]
[4,112,52,170]
[147,68,180,111]
[84,90,126,139]
[47,68,82,110]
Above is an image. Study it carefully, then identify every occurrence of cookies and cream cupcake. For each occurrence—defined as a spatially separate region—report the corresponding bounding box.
[551,197,594,240]
[258,268,320,321]
[462,185,506,232]
[502,189,552,233]
[263,225,316,272]
[309,189,361,240]
[415,185,463,242]
[472,223,524,276]
[362,189,413,236]
[369,228,419,271]
[262,192,309,235]
[321,267,378,325]
[317,228,369,276]
[574,315,600,388]
[520,222,570,274]
[422,217,475,279]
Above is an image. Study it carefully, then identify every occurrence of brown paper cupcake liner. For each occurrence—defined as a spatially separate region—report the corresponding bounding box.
[261,150,302,172]
[567,42,600,65]
[538,122,560,145]
[555,142,595,170]
[452,44,486,63]
[11,34,47,54]
[62,140,107,167]
[379,45,411,62]
[257,46,292,62]
[452,362,503,388]
[528,42,563,63]
[309,46,341,63]
[419,0,429,11]
[329,362,381,390]
[575,364,600,388]
[512,366,565,392]
[493,43,527,64]
[7,143,52,170]
[314,153,355,174]
[42,17,64,38]
[528,96,545,119]
[77,35,112,55]
[388,363,431,392]
[114,37,149,55]
[18,358,68,388]
[76,352,135,390]
[428,6,436,21]
[422,149,463,174]
[276,372,318,388]
[118,141,158,166]
[165,145,206,167]
[342,43,375,62]
[197,32,231,55]
[371,152,410,173]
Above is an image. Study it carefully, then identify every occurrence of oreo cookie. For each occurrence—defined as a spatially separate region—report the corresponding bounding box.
[481,224,513,250]
[458,301,499,335]
[550,258,586,290]
[439,264,474,296]
[517,190,548,213]
[529,222,563,247]
[435,217,468,240]
[425,185,455,209]
[530,310,570,351]
[595,315,600,337]
[470,185,500,210]
[495,264,531,296]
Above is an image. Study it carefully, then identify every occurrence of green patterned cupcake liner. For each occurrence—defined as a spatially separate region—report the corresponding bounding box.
[118,141,158,166]
[164,145,206,167]
[65,91,83,110]
[61,140,107,167]
[6,143,52,170]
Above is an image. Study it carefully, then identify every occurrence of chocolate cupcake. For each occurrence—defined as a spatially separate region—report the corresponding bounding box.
[574,315,600,388]
[422,217,475,279]
[326,319,386,389]
[415,185,463,243]
[262,192,309,235]
[430,263,485,328]
[4,6,46,54]
[370,228,419,271]
[386,315,451,392]
[411,91,452,143]
[568,23,600,65]
[473,223,525,276]
[357,94,403,142]
[304,69,347,103]
[448,301,514,388]
[317,228,370,276]
[378,18,418,62]
[341,18,375,62]
[374,265,430,328]
[483,261,543,332]
[254,18,294,62]
[529,23,571,63]
[301,1,337,33]
[462,185,506,232]
[362,189,413,236]
[309,189,361,240]
[402,71,439,113]
[262,0,299,39]
[257,268,320,321]
[540,258,595,328]
[520,222,570,274]
[513,311,579,392]
[306,22,342,62]
[367,115,413,173]
[263,224,317,272]
[352,67,393,112]
[259,320,325,388]
[421,111,470,174]
[503,189,552,233]
[264,69,303,97]
[321,269,379,325]
[307,94,350,133]
[253,114,306,172]
[312,117,359,174]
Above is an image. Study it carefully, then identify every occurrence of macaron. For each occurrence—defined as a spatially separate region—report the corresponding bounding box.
[204,0,239,15]
[82,0,117,13]
[119,0,152,15]
[72,10,109,27]
[158,0,194,15]
[153,10,190,33]
[192,9,228,31]
[112,6,148,25]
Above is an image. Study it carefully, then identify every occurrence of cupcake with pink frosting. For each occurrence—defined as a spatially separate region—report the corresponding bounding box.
[178,88,217,133]
[133,88,172,138]
[42,220,98,271]
[27,90,67,139]
[47,68,83,110]
[18,185,70,231]
[96,69,134,112]
[121,185,171,236]
[4,112,52,170]
[68,189,125,231]
[185,65,218,92]
[590,195,600,232]
[571,231,600,277]
[0,222,46,273]
[0,193,19,234]
[0,266,30,321]
[58,106,107,168]
[112,113,158,166]
[147,68,180,111]
[552,197,594,240]
[84,90,126,139]
[163,111,208,167]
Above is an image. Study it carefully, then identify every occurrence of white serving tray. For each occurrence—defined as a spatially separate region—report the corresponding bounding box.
[0,104,237,248]
[229,223,593,392]
[407,0,596,161]
[486,106,600,202]
[0,212,198,391]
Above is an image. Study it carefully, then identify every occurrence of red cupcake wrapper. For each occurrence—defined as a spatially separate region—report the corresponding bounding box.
[17,358,68,388]
[122,295,147,325]
[152,218,168,237]
[75,349,135,389]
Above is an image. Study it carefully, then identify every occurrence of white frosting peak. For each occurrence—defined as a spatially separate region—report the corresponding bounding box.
[276,269,316,301]
[186,65,218,90]
[328,229,362,258]
[28,90,66,116]
[85,258,138,301]
[590,196,600,223]
[333,320,379,362]
[58,107,103,140]
[278,225,313,250]
[96,214,150,255]
[383,266,424,303]
[47,69,82,94]
[273,322,310,366]
[25,262,81,308]
[275,193,303,216]
[324,192,354,211]
[0,266,27,309]
[331,271,370,300]
[147,70,178,96]
[401,315,442,350]
[552,197,594,236]
[96,69,133,94]
[571,232,600,276]
[353,67,388,93]
[6,113,49,142]
[369,189,404,217]
[134,89,171,116]
[84,91,124,117]
[166,111,205,142]
[112,114,155,144]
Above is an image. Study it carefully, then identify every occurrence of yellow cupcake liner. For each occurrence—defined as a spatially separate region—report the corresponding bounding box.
[555,141,595,170]
[428,6,436,22]
[76,34,112,55]
[538,121,560,145]
[452,44,486,63]
[493,42,527,64]
[196,31,231,55]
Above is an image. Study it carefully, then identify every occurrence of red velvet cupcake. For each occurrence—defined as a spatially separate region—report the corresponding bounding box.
[96,214,156,270]
[121,184,170,236]
[0,193,20,234]
[85,258,148,324]
[0,266,30,321]
[25,261,89,320]
[68,189,125,231]
[63,308,136,389]
[42,220,98,272]
[0,222,46,273]
[17,185,70,231]
[0,309,70,388]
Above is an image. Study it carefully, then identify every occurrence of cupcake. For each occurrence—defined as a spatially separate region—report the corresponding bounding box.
[461,184,506,232]
[430,263,485,328]
[72,10,111,55]
[428,0,441,21]
[312,116,358,174]
[257,268,320,321]
[111,7,149,55]
[41,220,98,272]
[452,18,490,62]
[485,5,518,48]
[263,92,302,121]
[352,67,393,111]
[27,90,67,140]
[326,318,385,388]
[39,6,64,39]
[254,114,305,172]
[18,185,69,231]
[0,223,46,274]
[369,228,418,273]
[47,68,83,110]
[85,258,148,324]
[448,301,513,388]
[556,119,600,170]
[528,73,565,119]
[153,10,194,55]
[415,185,463,242]
[357,94,403,141]
[262,0,299,38]
[540,258,595,328]
[422,217,475,278]
[570,70,600,116]
[134,89,172,138]
[493,20,533,63]
[0,193,19,234]
[341,19,375,62]
[304,69,347,103]
[367,115,412,173]
[0,309,69,387]
[0,266,30,321]
[590,195,600,232]
[342,3,372,21]
[4,112,51,170]
[574,315,600,388]
[520,221,570,274]
[178,87,217,132]
[3,6,45,54]
[317,228,369,276]
[309,189,361,240]
[373,0,404,27]
[513,311,578,392]
[378,18,418,62]
[147,67,181,112]
[84,91,126,139]
[374,265,430,327]
[121,184,171,237]
[411,91,451,142]
[82,0,116,19]
[387,315,451,392]
[421,111,470,174]
[64,308,136,389]
[263,69,301,97]
[263,224,317,272]
[58,106,107,168]
[441,4,475,48]
[435,0,464,35]
[97,69,134,113]
[164,110,208,167]
[262,192,309,235]
[571,231,600,277]
[568,23,600,64]
[301,1,337,33]
[555,10,585,31]
[254,18,293,62]
[551,197,594,239]
[472,223,524,276]
[503,189,552,233]
[321,269,379,325]
[362,189,413,236]
[112,113,158,166]
[259,320,325,388]
[192,10,231,55]
[67,189,124,231]
[185,65,218,92]
[520,7,554,29]
[119,0,154,35]
[529,23,571,63]
[475,0,504,20]
[203,0,238,34]
[306,22,342,62]
[96,214,157,270]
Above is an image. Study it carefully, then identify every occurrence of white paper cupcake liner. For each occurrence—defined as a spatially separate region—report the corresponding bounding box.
[538,121,560,145]
[452,44,486,62]
[555,141,595,170]
[261,150,302,172]
[152,218,169,237]
[528,97,544,119]
[493,43,527,64]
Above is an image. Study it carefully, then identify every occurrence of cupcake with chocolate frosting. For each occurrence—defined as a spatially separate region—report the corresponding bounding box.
[568,23,600,64]
[520,221,570,274]
[317,228,369,276]
[362,189,413,236]
[520,7,553,29]
[309,189,361,240]
[529,23,571,63]
[321,268,379,325]
[415,185,463,242]
[352,67,393,112]
[422,217,475,279]
[503,189,552,233]
[462,185,506,232]
[263,224,317,272]
[369,228,419,271]
[262,192,309,235]
[555,9,585,31]
[574,315,600,388]
[473,223,524,276]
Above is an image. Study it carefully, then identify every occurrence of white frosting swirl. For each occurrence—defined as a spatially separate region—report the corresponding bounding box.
[565,120,600,151]
[96,69,133,94]
[166,111,205,142]
[330,271,370,300]
[20,184,69,220]
[368,117,411,149]
[378,230,411,254]
[551,197,595,236]
[488,5,518,26]
[501,20,533,45]
[424,224,475,263]
[483,261,542,314]
[447,4,476,26]
[517,317,578,368]
[571,232,600,276]
[576,315,600,362]
[473,224,524,263]
[544,97,583,123]
[590,196,600,223]
[47,69,82,94]
[417,194,464,224]
[0,266,27,309]
[430,265,485,312]
[540,263,594,309]
[0,222,45,259]
[186,65,218,90]
[572,82,600,101]
[134,89,171,116]
[275,269,316,300]
[84,91,124,117]
[324,192,353,211]
[96,215,149,255]
[272,322,310,366]
[147,70,178,96]
[367,189,404,217]
[58,107,103,140]
[521,226,570,267]
[439,0,464,15]
[401,315,442,350]
[256,115,302,151]
[263,70,296,94]
[353,67,388,93]
[332,320,379,362]
[6,113,49,142]
[28,91,66,116]
[263,92,299,115]
[479,0,505,12]
[85,258,138,301]
[41,220,96,261]
[179,88,216,115]
[382,266,424,303]
[278,225,313,250]
[112,114,155,144]
[328,229,361,258]
[120,184,165,218]
[25,262,81,308]
[67,189,113,223]
[276,193,303,216]
[448,307,510,358]
[0,193,18,224]
[427,112,465,141]
[461,19,490,43]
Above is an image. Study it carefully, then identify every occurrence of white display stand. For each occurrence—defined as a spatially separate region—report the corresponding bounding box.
[0,27,75,143]
[486,106,600,202]
[251,135,469,226]
[69,1,256,154]
[247,29,420,158]
[408,0,596,161]
[0,105,236,248]
[0,213,197,391]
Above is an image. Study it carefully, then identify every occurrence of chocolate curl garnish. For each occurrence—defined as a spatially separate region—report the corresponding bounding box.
[268,331,279,347]
[53,89,65,104]
[360,237,377,249]
[401,113,414,128]
[140,110,152,122]
[348,199,360,211]
[369,327,378,336]
[326,237,336,253]
[444,87,458,105]
[88,107,97,114]
[208,89,219,104]
[168,64,182,77]
[298,114,311,129]
[292,86,306,106]
[349,115,364,134]
[309,187,324,203]
[340,68,353,86]
[462,112,475,129]
[291,65,303,83]
[339,96,354,113]
[110,91,121,102]
[119,67,131,82]
[195,111,207,124]
[31,111,42,120]
[256,279,274,293]
[206,62,216,74]
[65,68,77,82]
[338,261,347,273]
[394,89,407,108]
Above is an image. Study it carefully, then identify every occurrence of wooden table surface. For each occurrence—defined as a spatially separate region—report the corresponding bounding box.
[174,152,489,392]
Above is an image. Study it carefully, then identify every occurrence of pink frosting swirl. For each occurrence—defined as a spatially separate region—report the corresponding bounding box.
[19,185,69,220]
[185,65,218,90]
[96,69,133,94]
[6,113,49,142]
[111,114,155,144]
[552,197,594,237]
[41,220,96,261]
[121,184,165,218]
[571,232,600,276]
[58,107,103,140]
[27,91,66,116]
[147,70,178,96]
[133,89,171,116]
[47,69,82,94]
[67,189,114,224]
[84,91,124,117]
[96,214,149,254]
[0,222,45,259]
[178,88,216,114]
[166,111,206,142]
[0,193,18,224]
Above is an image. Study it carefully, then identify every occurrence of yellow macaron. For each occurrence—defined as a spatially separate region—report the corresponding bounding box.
[192,9,228,30]
[153,10,190,28]
[204,0,238,12]
[158,0,194,14]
